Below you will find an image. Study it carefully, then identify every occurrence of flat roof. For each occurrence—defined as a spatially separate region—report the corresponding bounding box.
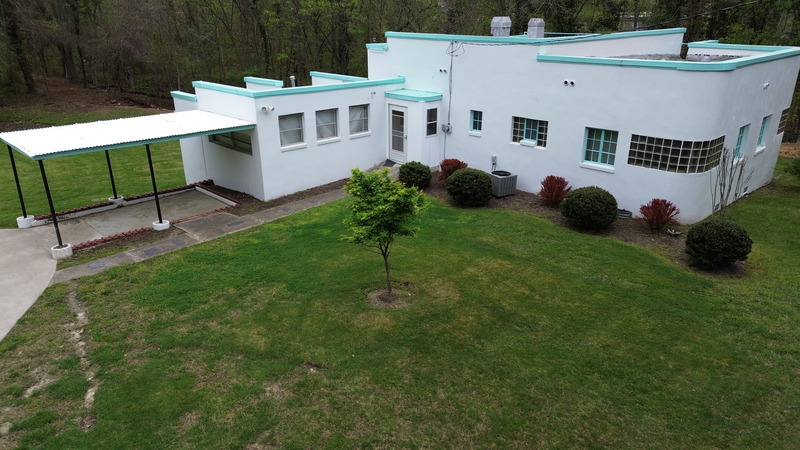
[0,109,255,160]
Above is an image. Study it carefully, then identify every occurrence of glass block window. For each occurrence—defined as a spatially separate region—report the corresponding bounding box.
[349,104,369,135]
[757,115,771,147]
[735,124,749,158]
[470,110,483,132]
[209,131,252,155]
[627,135,725,173]
[279,113,304,147]
[584,128,618,165]
[426,108,438,136]
[511,116,548,147]
[777,108,790,134]
[316,108,338,140]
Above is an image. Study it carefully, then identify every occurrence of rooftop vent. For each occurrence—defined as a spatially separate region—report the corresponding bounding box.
[527,18,545,38]
[491,16,512,37]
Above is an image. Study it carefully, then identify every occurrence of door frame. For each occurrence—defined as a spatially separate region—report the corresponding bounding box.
[388,104,407,163]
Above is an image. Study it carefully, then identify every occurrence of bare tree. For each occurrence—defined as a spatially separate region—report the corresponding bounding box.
[710,146,752,219]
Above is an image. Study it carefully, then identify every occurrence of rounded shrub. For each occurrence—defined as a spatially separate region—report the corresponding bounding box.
[560,186,618,231]
[398,161,432,188]
[685,219,753,268]
[446,168,492,207]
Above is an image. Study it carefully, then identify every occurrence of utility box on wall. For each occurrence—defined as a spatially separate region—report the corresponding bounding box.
[489,170,517,197]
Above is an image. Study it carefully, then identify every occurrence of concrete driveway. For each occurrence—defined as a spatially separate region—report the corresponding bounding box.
[0,226,57,341]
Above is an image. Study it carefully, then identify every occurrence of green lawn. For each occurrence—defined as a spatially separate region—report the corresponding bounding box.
[1,160,799,447]
[0,109,186,228]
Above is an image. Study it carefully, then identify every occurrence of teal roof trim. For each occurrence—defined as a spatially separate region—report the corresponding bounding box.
[385,89,442,102]
[170,91,197,102]
[366,43,389,51]
[243,76,284,87]
[309,71,367,82]
[537,46,800,71]
[688,41,797,52]
[193,77,406,98]
[385,28,686,46]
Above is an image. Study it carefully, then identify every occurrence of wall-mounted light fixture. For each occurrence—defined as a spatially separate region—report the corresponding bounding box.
[563,80,576,87]
[763,82,770,90]
[439,68,448,73]
[261,106,275,112]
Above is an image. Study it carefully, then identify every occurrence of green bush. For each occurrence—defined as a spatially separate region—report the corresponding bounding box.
[446,168,492,207]
[685,219,753,268]
[560,186,618,231]
[787,158,800,179]
[398,161,432,188]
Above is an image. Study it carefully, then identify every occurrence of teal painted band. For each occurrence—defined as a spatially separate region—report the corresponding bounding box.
[366,43,389,51]
[688,42,796,52]
[170,91,198,102]
[536,47,800,71]
[243,76,284,87]
[309,71,367,82]
[385,89,442,102]
[16,125,256,161]
[194,77,406,99]
[385,28,686,46]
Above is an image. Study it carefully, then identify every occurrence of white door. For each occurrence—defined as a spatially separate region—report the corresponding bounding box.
[389,105,407,163]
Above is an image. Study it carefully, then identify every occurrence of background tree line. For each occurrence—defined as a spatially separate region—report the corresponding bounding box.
[1,0,798,139]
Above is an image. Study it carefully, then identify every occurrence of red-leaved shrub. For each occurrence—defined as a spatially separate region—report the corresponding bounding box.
[640,198,680,232]
[439,158,468,181]
[538,175,572,207]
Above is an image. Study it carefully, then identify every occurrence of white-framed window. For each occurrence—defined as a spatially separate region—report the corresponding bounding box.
[735,124,749,158]
[512,116,548,147]
[777,108,790,134]
[470,110,483,133]
[426,108,438,136]
[349,104,369,135]
[628,134,724,173]
[757,115,771,147]
[279,113,304,147]
[209,131,252,155]
[584,128,618,165]
[316,108,338,141]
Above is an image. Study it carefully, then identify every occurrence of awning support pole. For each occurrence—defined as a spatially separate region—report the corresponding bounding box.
[146,144,164,223]
[105,150,119,199]
[38,160,64,247]
[7,145,27,218]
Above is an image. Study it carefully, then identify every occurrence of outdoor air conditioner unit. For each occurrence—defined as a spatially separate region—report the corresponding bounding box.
[489,170,517,197]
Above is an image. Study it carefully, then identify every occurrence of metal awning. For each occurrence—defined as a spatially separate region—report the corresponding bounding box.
[0,109,255,160]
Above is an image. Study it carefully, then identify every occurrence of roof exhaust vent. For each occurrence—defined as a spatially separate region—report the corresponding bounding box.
[491,16,512,37]
[527,18,545,38]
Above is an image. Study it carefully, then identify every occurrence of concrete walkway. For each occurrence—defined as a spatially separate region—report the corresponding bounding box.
[0,188,348,341]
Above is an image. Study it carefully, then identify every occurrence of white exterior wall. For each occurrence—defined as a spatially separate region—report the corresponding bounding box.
[538,30,685,56]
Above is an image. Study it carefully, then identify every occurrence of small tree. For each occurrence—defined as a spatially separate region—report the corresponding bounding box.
[343,169,428,297]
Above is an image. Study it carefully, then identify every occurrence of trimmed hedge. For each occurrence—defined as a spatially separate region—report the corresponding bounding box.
[446,168,492,207]
[685,219,753,268]
[560,186,618,231]
[398,161,432,188]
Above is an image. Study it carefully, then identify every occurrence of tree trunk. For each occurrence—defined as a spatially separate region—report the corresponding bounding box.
[2,0,36,93]
[382,248,392,296]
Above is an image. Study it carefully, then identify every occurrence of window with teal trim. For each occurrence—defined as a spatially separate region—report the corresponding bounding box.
[584,128,618,165]
[735,124,749,158]
[209,131,252,155]
[470,110,483,133]
[777,108,789,134]
[512,116,548,147]
[757,116,771,147]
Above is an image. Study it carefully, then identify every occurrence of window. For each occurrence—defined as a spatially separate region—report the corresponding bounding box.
[777,108,790,134]
[512,116,548,147]
[279,113,304,147]
[584,128,618,165]
[209,131,252,155]
[426,108,438,136]
[316,108,338,141]
[735,124,749,158]
[628,134,724,173]
[757,115,771,147]
[470,110,483,133]
[349,104,369,135]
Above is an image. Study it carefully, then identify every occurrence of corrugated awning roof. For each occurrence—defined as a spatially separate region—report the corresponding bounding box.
[0,110,255,160]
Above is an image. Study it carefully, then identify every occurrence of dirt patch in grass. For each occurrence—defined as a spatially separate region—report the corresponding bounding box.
[367,281,416,309]
[780,142,800,158]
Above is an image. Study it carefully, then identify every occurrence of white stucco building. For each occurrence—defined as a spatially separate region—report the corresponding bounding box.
[172,21,800,223]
